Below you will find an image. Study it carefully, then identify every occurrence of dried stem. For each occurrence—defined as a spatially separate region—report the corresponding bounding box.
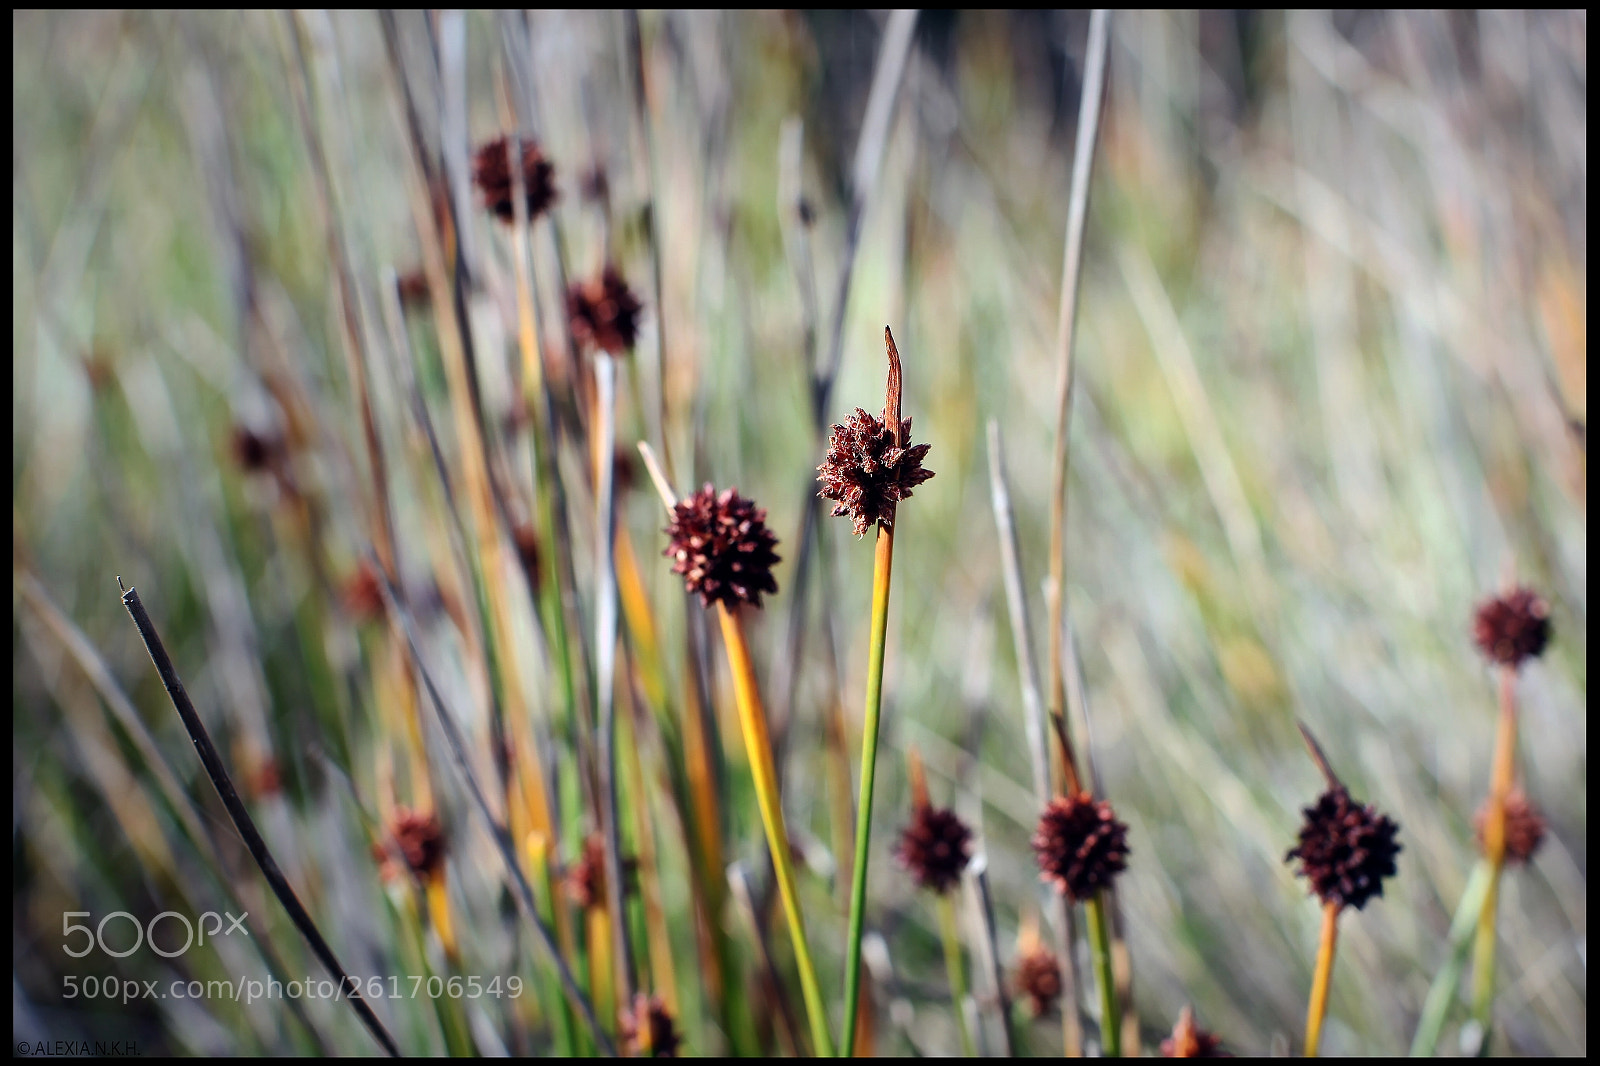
[119,582,401,1058]
[973,859,1018,1057]
[1045,7,1110,794]
[716,603,834,1056]
[986,421,1083,1055]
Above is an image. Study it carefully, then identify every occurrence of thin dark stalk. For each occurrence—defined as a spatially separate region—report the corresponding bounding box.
[119,581,401,1058]
[368,564,618,1056]
[973,858,1018,1056]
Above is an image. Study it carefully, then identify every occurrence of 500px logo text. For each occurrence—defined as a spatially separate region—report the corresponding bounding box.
[63,911,247,958]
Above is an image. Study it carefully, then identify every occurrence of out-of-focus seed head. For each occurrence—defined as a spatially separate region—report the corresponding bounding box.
[1013,946,1063,1017]
[1161,1006,1230,1057]
[230,425,283,474]
[342,562,386,623]
[471,135,557,224]
[389,807,446,879]
[663,484,781,611]
[817,408,935,536]
[1032,793,1130,902]
[1476,790,1547,866]
[620,994,682,1057]
[894,805,973,895]
[1473,587,1552,668]
[566,835,607,910]
[565,834,637,910]
[567,266,643,355]
[1285,786,1401,910]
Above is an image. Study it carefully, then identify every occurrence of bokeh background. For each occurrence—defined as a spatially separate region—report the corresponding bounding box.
[13,9,1585,1057]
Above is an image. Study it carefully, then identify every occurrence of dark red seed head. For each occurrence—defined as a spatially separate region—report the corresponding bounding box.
[390,807,446,879]
[1032,793,1130,902]
[1013,946,1063,1016]
[1472,588,1552,668]
[1161,1006,1230,1057]
[567,266,643,355]
[894,805,973,895]
[471,135,557,224]
[663,484,780,611]
[1476,790,1547,866]
[621,994,682,1057]
[817,408,934,536]
[1285,786,1401,911]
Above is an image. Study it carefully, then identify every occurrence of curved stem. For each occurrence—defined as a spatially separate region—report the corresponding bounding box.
[716,604,834,1057]
[841,522,896,1056]
[1305,901,1341,1057]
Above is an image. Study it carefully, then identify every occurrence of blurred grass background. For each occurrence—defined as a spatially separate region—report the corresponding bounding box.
[13,9,1585,1057]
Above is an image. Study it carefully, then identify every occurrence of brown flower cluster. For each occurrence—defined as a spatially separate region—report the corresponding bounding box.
[817,408,934,536]
[620,994,682,1058]
[1161,1006,1230,1058]
[1013,946,1062,1016]
[663,484,781,611]
[1475,790,1547,866]
[1032,793,1130,902]
[389,807,446,879]
[567,266,643,355]
[894,805,973,895]
[1285,786,1401,911]
[471,136,557,224]
[565,834,637,910]
[1473,588,1552,668]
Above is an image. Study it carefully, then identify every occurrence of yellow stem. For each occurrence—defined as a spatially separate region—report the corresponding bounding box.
[1472,666,1519,1034]
[1305,901,1340,1056]
[716,603,834,1057]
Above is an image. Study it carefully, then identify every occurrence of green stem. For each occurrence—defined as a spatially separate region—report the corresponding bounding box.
[1086,892,1120,1056]
[842,522,896,1056]
[937,894,976,1057]
[1409,861,1492,1056]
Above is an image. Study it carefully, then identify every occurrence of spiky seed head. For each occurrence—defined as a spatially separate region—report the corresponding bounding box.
[567,266,643,355]
[471,136,557,224]
[817,408,934,536]
[390,807,446,879]
[1473,587,1552,668]
[1013,946,1063,1016]
[1286,786,1401,910]
[1032,793,1131,902]
[1476,790,1547,866]
[663,484,781,610]
[1161,1006,1231,1057]
[621,994,682,1057]
[894,805,973,895]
